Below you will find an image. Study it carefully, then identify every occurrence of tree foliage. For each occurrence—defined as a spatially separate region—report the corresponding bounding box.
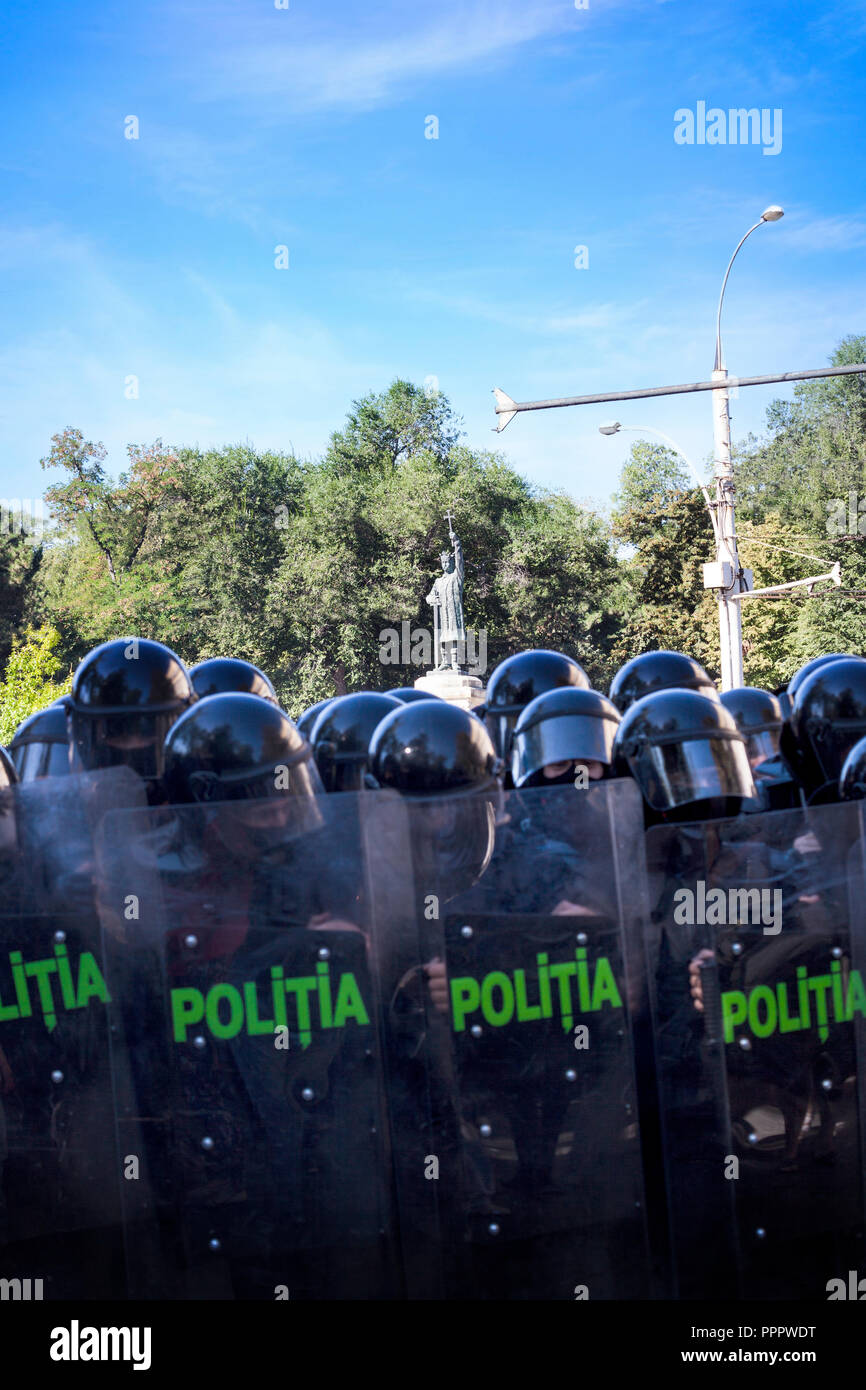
[3,347,864,726]
[0,625,71,744]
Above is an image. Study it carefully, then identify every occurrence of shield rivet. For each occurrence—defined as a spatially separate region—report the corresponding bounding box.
[470,1024,483,1037]
[565,1069,577,1082]
[756,1227,766,1239]
[821,1078,832,1091]
[193,1035,206,1050]
[184,934,198,949]
[301,1086,314,1101]
[488,1223,500,1236]
[318,946,330,959]
[51,1069,63,1083]
[209,1237,221,1251]
[832,947,843,958]
[461,925,473,938]
[748,1132,758,1145]
[479,1123,492,1137]
[201,1136,214,1151]
[54,930,66,943]
[731,941,743,955]
[738,1037,751,1050]
[576,932,588,946]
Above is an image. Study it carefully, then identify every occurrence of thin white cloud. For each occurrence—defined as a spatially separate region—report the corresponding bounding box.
[186,0,574,113]
[776,213,866,253]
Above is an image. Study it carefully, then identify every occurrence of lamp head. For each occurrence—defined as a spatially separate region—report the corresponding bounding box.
[598,422,621,437]
[761,206,784,222]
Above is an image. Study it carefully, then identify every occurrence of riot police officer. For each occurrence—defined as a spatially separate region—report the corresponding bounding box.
[511,687,621,788]
[612,688,755,825]
[188,657,279,705]
[786,652,864,708]
[310,691,402,792]
[68,636,194,805]
[9,700,71,782]
[781,657,866,805]
[165,692,320,810]
[609,649,719,716]
[482,649,589,781]
[720,687,797,812]
[368,688,646,1298]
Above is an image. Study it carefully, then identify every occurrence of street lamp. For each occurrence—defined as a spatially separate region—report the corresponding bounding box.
[714,206,784,371]
[598,421,719,540]
[711,206,783,690]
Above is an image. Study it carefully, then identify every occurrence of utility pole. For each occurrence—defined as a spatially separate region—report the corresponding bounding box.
[709,208,783,688]
[492,202,865,687]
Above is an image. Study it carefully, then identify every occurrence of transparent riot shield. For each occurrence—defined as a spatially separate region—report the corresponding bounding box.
[646,799,866,1299]
[95,790,404,1299]
[366,778,653,1300]
[0,767,146,1299]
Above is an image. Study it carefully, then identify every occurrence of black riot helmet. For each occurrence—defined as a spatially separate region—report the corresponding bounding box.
[0,746,19,790]
[840,735,866,802]
[295,698,334,741]
[164,694,322,834]
[512,687,622,788]
[483,650,590,766]
[189,657,278,705]
[613,688,755,821]
[69,637,194,788]
[10,699,72,782]
[782,658,866,803]
[609,650,719,715]
[370,700,503,795]
[720,687,783,769]
[311,691,402,793]
[369,702,504,894]
[385,687,443,704]
[787,653,862,705]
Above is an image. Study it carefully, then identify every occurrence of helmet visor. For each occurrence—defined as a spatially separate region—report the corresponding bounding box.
[631,735,755,810]
[208,786,324,848]
[808,720,866,785]
[71,711,180,782]
[185,756,324,836]
[513,713,618,787]
[16,740,72,782]
[406,784,501,895]
[744,728,781,767]
[315,756,369,794]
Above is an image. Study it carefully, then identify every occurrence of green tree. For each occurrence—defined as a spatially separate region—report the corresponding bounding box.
[0,527,42,673]
[734,336,866,535]
[265,381,624,711]
[0,625,71,743]
[610,441,718,674]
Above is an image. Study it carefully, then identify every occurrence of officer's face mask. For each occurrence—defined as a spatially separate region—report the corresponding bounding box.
[526,759,608,788]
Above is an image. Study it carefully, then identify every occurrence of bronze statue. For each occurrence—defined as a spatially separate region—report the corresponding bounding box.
[426,510,466,671]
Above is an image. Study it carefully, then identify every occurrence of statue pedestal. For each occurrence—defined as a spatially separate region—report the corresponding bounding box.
[414,669,486,713]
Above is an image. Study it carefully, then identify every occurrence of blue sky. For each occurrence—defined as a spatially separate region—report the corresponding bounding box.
[2,0,865,513]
